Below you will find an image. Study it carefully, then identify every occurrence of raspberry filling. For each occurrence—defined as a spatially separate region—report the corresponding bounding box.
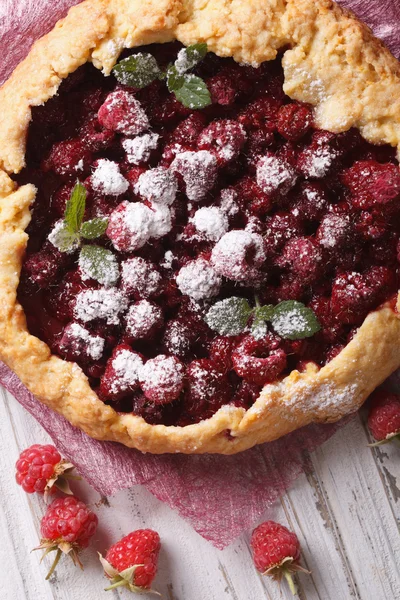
[16,43,400,427]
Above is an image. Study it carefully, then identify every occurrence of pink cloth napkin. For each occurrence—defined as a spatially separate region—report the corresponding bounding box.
[0,0,399,549]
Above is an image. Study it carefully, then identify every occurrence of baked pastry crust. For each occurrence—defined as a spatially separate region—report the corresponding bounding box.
[0,0,400,454]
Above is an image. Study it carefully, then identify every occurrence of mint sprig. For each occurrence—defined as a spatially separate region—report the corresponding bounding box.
[205,297,321,340]
[64,181,87,235]
[79,245,119,287]
[81,218,109,240]
[112,44,211,109]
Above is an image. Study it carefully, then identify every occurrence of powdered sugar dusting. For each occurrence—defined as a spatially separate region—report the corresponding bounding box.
[148,203,173,238]
[219,188,240,216]
[171,150,217,201]
[122,132,159,165]
[191,206,229,242]
[272,309,309,339]
[74,288,128,325]
[301,146,337,178]
[176,258,222,301]
[107,201,153,252]
[126,300,163,339]
[135,167,178,206]
[110,349,143,393]
[91,159,129,195]
[68,323,105,361]
[121,257,161,298]
[256,154,297,195]
[79,249,120,287]
[48,220,80,254]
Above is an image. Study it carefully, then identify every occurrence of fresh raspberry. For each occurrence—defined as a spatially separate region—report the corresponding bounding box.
[100,344,143,401]
[15,444,75,497]
[330,266,395,325]
[106,201,153,252]
[100,530,160,593]
[211,230,266,283]
[342,160,400,209]
[171,150,218,202]
[125,300,164,342]
[79,117,115,152]
[297,136,339,179]
[276,237,323,284]
[367,390,400,444]
[125,165,148,192]
[186,359,232,415]
[232,335,287,385]
[256,153,298,196]
[277,103,312,141]
[169,112,207,146]
[121,257,162,299]
[316,213,354,252]
[251,521,307,595]
[139,355,185,404]
[176,257,222,301]
[37,496,98,579]
[308,295,343,344]
[98,90,149,135]
[197,119,247,166]
[42,139,92,177]
[238,96,280,130]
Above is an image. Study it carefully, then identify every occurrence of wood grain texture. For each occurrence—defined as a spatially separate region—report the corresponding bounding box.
[1,385,399,600]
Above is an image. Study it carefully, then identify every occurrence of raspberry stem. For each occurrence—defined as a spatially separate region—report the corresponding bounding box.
[45,548,62,581]
[282,567,297,596]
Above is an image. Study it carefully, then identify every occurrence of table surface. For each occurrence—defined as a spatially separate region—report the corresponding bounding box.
[1,384,399,600]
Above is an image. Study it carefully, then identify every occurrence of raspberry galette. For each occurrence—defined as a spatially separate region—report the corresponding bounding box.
[1,0,400,454]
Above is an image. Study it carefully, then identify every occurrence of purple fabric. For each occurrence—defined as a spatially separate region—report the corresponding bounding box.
[0,0,398,548]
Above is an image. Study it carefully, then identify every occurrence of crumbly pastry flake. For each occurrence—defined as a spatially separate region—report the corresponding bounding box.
[1,0,400,454]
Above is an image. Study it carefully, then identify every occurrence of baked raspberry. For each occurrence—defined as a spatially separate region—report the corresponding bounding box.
[231,176,272,218]
[232,335,287,385]
[145,202,173,238]
[135,167,178,205]
[341,160,400,208]
[176,257,222,300]
[277,102,312,141]
[297,138,339,179]
[211,230,266,282]
[238,96,281,130]
[316,212,355,251]
[292,182,329,221]
[122,132,159,165]
[90,159,129,196]
[125,300,164,341]
[171,150,218,201]
[330,266,395,325]
[191,206,229,242]
[169,112,207,145]
[74,288,128,326]
[24,248,64,288]
[45,270,87,322]
[197,119,247,166]
[106,201,153,252]
[246,128,276,171]
[139,355,185,404]
[367,390,400,443]
[186,359,232,414]
[209,337,237,372]
[277,237,323,283]
[232,381,261,409]
[162,313,209,359]
[125,165,147,191]
[256,153,297,196]
[308,295,343,343]
[15,444,75,496]
[38,496,98,578]
[42,140,92,177]
[151,93,191,125]
[100,344,143,400]
[207,73,237,105]
[51,182,76,217]
[79,117,115,152]
[56,323,105,363]
[121,257,162,299]
[98,90,149,135]
[101,529,160,593]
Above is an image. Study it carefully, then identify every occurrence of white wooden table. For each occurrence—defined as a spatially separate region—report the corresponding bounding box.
[1,384,399,600]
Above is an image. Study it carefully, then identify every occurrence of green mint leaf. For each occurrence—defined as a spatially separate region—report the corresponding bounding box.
[174,43,208,74]
[112,53,162,88]
[48,221,80,254]
[271,301,321,340]
[173,74,211,109]
[79,245,120,287]
[80,218,109,240]
[250,305,274,340]
[166,65,185,93]
[205,297,252,336]
[64,182,87,234]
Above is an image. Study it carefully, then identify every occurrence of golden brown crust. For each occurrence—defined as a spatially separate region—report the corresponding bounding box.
[0,0,400,454]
